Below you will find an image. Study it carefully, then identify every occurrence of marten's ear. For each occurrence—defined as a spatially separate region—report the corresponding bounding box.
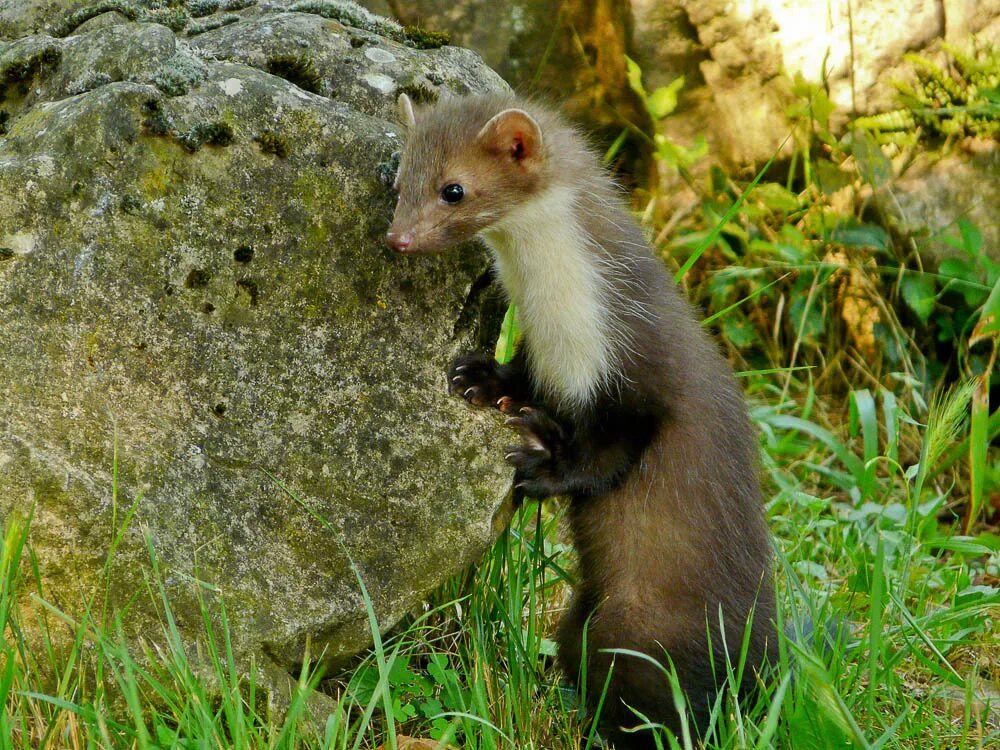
[397,93,417,129]
[476,109,543,166]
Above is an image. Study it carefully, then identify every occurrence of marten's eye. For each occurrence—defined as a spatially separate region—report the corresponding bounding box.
[441,183,464,204]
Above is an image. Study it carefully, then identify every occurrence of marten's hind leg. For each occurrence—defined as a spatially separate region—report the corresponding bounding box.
[558,592,717,748]
[555,594,588,691]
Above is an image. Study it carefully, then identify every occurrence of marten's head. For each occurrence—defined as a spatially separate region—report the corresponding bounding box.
[386,94,550,254]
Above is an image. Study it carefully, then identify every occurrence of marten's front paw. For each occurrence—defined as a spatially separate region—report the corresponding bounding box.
[505,407,567,502]
[448,354,514,410]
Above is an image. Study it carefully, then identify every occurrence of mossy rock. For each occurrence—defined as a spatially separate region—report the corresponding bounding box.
[0,0,511,698]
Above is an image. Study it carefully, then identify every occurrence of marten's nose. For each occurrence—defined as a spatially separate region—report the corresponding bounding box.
[385,230,413,252]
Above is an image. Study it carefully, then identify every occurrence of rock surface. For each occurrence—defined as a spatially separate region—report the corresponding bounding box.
[889,147,1000,265]
[0,0,512,682]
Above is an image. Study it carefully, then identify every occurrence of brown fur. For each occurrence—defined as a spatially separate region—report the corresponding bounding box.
[388,94,777,747]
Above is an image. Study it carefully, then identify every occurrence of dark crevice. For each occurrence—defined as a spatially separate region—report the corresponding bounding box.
[266,55,322,95]
[236,278,259,306]
[451,267,507,351]
[184,268,212,288]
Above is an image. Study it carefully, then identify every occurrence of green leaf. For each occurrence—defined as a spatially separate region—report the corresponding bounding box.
[721,315,757,349]
[971,276,1000,340]
[927,535,997,556]
[901,273,936,324]
[709,164,728,193]
[624,55,646,100]
[966,378,989,533]
[347,665,378,704]
[830,222,889,252]
[881,388,899,463]
[814,160,853,193]
[958,217,983,256]
[674,142,783,281]
[602,127,629,165]
[494,304,520,364]
[939,257,977,282]
[419,698,444,719]
[847,565,872,593]
[654,132,706,168]
[812,88,836,131]
[753,182,800,213]
[848,130,892,187]
[789,292,825,342]
[778,242,809,262]
[647,76,685,119]
[428,717,451,740]
[767,414,866,484]
[794,560,829,580]
[849,389,879,499]
[940,257,988,307]
[387,656,415,685]
[954,584,1000,605]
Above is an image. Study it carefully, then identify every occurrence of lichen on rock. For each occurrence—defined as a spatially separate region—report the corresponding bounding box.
[151,47,209,96]
[189,0,257,18]
[48,2,141,38]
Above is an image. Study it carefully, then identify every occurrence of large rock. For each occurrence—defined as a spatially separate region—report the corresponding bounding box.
[0,0,512,683]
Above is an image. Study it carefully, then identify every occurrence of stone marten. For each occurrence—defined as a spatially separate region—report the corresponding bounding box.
[386,93,778,747]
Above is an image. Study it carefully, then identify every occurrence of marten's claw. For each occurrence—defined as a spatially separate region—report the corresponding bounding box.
[504,440,550,462]
[505,419,553,456]
[503,407,566,500]
[506,409,565,445]
[449,353,507,408]
[448,352,535,412]
[509,472,559,502]
[504,445,551,473]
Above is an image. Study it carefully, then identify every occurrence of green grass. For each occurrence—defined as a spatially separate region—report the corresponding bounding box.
[2,369,998,748]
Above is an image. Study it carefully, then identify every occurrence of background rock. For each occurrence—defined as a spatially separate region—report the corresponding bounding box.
[0,0,512,686]
[628,0,1000,267]
[357,0,653,179]
[0,0,90,38]
[631,0,1000,167]
[888,148,1000,265]
[365,0,999,172]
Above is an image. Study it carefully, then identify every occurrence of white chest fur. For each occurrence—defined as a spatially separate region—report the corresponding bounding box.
[480,186,616,408]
